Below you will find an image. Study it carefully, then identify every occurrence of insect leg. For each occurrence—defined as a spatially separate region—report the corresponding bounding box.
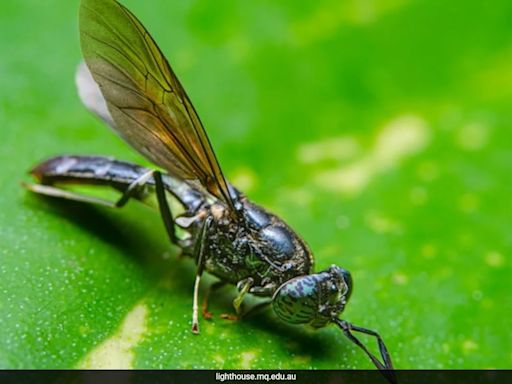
[115,170,179,243]
[153,171,178,245]
[25,169,154,208]
[191,216,213,334]
[345,322,394,371]
[202,281,227,320]
[114,170,154,207]
[23,183,117,207]
[233,278,254,315]
[220,278,254,320]
[90,169,179,244]
[334,319,395,383]
[26,167,179,245]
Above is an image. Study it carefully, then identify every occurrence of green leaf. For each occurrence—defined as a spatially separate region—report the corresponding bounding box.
[1,0,511,370]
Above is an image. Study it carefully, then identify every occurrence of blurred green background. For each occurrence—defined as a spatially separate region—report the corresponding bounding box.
[1,0,511,370]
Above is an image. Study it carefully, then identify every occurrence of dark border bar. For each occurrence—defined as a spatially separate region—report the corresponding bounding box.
[0,370,507,384]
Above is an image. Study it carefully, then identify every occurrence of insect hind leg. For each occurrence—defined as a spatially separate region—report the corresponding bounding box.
[116,169,179,245]
[23,169,154,208]
[153,171,178,245]
[24,169,179,246]
[23,182,117,208]
[114,169,154,207]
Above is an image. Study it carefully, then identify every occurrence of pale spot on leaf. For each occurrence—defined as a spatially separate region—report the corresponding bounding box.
[485,251,505,268]
[336,215,351,229]
[315,115,430,195]
[280,188,313,207]
[421,244,437,259]
[292,0,411,44]
[213,353,225,365]
[315,161,372,195]
[392,272,408,285]
[231,167,257,193]
[365,211,401,234]
[373,115,430,165]
[292,354,311,365]
[462,340,478,354]
[240,350,258,369]
[456,122,489,151]
[298,136,360,164]
[78,302,149,369]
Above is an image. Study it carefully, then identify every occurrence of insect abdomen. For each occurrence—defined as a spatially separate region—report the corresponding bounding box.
[30,155,205,212]
[31,155,146,186]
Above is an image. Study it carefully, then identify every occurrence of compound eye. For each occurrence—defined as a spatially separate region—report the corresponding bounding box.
[272,275,319,325]
[330,283,338,293]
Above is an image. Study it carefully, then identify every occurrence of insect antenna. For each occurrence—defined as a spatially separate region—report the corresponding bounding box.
[333,318,396,384]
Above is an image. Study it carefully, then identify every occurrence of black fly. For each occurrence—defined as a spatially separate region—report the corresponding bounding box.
[24,0,395,380]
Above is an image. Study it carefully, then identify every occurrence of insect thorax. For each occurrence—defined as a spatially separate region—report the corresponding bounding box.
[198,197,314,297]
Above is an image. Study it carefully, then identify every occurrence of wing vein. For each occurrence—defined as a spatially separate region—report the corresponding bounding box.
[80,0,236,212]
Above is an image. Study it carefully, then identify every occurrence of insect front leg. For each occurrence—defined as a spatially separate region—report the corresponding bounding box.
[191,216,213,334]
[334,319,395,383]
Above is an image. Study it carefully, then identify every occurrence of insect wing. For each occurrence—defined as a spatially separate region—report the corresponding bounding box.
[76,62,116,128]
[79,0,234,210]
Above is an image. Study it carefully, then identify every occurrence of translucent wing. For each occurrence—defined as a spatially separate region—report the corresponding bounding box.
[76,62,116,128]
[79,0,234,210]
